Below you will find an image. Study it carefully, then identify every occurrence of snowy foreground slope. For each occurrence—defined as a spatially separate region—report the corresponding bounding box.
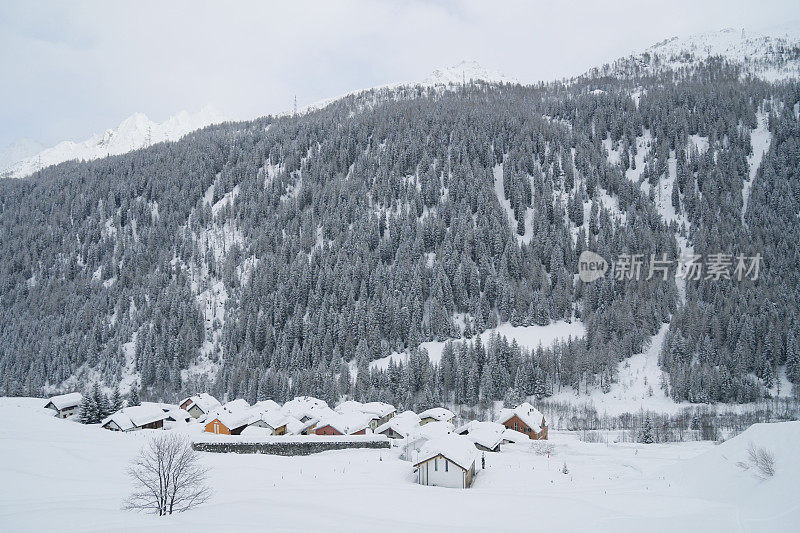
[1,398,797,532]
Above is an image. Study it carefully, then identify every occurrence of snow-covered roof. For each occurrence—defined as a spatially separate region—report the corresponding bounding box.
[336,400,395,420]
[284,416,317,435]
[282,397,333,422]
[406,421,454,447]
[376,411,421,437]
[317,412,372,435]
[240,425,272,438]
[101,405,168,431]
[501,428,530,444]
[415,434,479,471]
[45,392,83,411]
[181,393,221,414]
[253,399,281,412]
[362,402,396,418]
[208,409,251,431]
[126,405,169,427]
[141,401,178,413]
[454,421,507,450]
[102,411,135,431]
[454,420,503,435]
[223,398,251,412]
[335,400,364,413]
[496,402,545,432]
[165,408,191,422]
[418,407,455,422]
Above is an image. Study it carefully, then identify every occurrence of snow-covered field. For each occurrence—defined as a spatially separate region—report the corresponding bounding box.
[1,397,797,532]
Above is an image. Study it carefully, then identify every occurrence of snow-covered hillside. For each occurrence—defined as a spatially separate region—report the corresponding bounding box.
[423,60,516,86]
[648,27,800,80]
[304,60,516,113]
[1,106,225,180]
[371,320,585,371]
[1,397,797,532]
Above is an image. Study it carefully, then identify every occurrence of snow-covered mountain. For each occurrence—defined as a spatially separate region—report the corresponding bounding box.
[596,26,800,81]
[1,106,225,180]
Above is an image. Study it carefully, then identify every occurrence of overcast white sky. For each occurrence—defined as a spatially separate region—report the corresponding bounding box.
[1,0,799,147]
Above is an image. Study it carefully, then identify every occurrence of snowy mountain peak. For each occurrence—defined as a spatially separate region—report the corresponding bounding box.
[423,60,516,86]
[1,106,225,180]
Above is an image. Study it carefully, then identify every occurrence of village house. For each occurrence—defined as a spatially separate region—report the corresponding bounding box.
[247,411,288,435]
[361,402,396,429]
[496,402,548,440]
[204,410,251,435]
[44,392,83,419]
[100,405,169,432]
[375,411,421,439]
[179,393,221,419]
[285,416,317,435]
[418,407,455,425]
[315,412,372,436]
[414,434,478,489]
[336,400,397,430]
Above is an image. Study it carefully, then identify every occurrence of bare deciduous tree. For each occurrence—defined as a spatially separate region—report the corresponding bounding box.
[736,442,776,480]
[123,433,211,515]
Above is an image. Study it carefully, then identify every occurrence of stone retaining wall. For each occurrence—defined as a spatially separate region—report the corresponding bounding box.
[192,439,390,456]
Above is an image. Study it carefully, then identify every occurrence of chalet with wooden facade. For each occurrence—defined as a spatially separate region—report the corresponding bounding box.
[496,402,548,440]
[204,410,251,435]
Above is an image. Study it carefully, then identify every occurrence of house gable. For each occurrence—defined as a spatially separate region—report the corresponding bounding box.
[501,414,547,439]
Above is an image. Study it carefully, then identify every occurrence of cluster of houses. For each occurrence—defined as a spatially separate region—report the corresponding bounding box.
[45,391,548,489]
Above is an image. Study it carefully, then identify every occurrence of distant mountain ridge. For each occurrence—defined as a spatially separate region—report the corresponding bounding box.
[1,106,225,180]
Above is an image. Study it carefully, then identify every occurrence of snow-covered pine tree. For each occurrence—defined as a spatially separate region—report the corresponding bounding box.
[640,414,655,444]
[128,387,141,407]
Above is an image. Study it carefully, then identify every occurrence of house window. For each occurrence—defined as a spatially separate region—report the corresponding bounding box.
[445,460,449,472]
[434,458,438,471]
[514,421,518,431]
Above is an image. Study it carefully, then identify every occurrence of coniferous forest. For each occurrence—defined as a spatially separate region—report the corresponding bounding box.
[1,57,798,409]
